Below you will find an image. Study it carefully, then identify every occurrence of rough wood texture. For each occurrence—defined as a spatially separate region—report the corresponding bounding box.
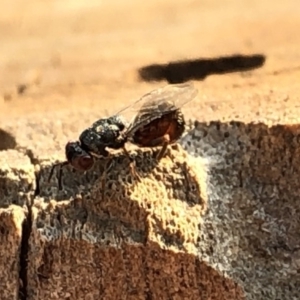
[1,119,298,299]
[0,205,26,300]
[27,145,226,299]
[181,121,300,299]
[0,150,35,208]
[1,0,300,298]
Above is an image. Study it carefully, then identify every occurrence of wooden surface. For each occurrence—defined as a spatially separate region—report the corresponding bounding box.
[0,0,300,299]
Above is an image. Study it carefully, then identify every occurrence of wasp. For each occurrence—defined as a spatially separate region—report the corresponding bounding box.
[48,82,198,189]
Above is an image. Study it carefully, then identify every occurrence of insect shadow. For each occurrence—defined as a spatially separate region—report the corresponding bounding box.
[48,82,198,191]
[138,54,266,83]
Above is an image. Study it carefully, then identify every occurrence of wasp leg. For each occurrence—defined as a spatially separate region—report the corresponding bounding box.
[48,161,69,190]
[57,164,65,190]
[99,156,116,200]
[100,162,107,201]
[122,146,141,182]
[151,134,171,161]
[99,156,109,200]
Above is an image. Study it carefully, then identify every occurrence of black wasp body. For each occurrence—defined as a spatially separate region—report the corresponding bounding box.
[48,82,198,189]
[79,115,128,157]
[48,114,130,189]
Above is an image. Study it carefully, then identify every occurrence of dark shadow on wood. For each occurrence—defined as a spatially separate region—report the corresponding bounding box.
[138,54,266,83]
[0,128,17,150]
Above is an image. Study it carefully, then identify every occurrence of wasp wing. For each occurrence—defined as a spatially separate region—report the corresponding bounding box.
[114,82,198,134]
[127,82,198,135]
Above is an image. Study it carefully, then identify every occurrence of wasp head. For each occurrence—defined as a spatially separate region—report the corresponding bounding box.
[65,141,94,171]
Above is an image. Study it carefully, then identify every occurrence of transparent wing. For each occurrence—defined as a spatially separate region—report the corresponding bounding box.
[113,82,198,130]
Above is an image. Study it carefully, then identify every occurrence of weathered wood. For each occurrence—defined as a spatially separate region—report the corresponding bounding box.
[0,205,26,300]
